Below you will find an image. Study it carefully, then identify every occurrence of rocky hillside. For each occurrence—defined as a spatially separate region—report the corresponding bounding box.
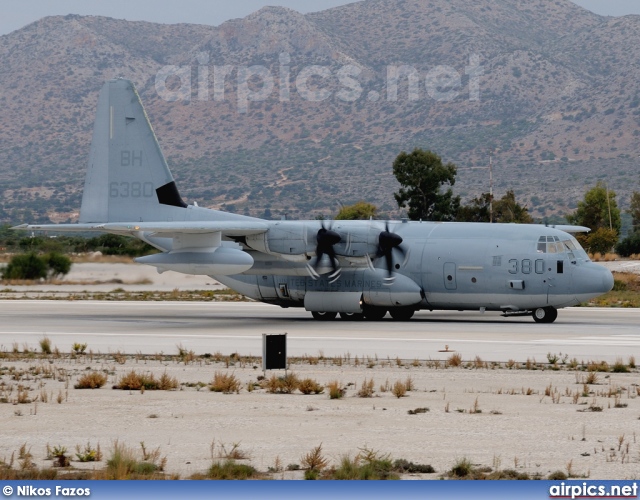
[1,0,639,224]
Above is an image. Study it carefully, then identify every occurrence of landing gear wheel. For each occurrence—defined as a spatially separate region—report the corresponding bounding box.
[311,311,337,321]
[532,307,558,324]
[389,307,415,321]
[362,305,387,321]
[339,312,364,321]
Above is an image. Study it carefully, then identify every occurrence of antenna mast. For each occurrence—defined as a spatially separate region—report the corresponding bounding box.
[489,154,493,223]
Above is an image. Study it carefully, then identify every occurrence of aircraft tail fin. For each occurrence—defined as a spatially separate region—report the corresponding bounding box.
[79,78,187,223]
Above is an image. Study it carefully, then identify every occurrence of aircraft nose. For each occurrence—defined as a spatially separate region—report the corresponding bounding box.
[601,269,614,293]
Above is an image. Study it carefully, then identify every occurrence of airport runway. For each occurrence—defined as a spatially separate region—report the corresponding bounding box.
[0,301,638,362]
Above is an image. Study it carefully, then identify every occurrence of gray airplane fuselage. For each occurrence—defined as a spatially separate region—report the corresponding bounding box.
[213,220,613,314]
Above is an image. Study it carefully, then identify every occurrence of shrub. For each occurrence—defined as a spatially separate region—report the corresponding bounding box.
[549,470,568,480]
[206,460,258,479]
[210,372,241,394]
[327,380,344,399]
[39,337,52,355]
[75,442,101,462]
[75,371,108,389]
[449,457,473,478]
[263,372,300,394]
[330,448,399,480]
[357,378,375,398]
[447,353,462,367]
[393,459,435,473]
[114,370,177,390]
[2,253,47,280]
[611,358,629,373]
[301,444,329,472]
[72,343,87,354]
[105,441,165,479]
[43,252,71,278]
[298,378,324,395]
[616,232,640,257]
[586,228,618,254]
[392,381,407,398]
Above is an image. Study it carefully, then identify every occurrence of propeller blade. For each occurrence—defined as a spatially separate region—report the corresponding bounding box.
[312,221,342,278]
[375,222,404,280]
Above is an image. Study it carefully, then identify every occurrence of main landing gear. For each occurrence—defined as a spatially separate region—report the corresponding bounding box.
[531,306,558,324]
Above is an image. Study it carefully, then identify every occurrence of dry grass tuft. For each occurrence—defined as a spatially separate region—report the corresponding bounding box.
[209,372,241,394]
[263,372,300,394]
[301,444,329,472]
[74,371,107,389]
[114,370,178,391]
[298,378,324,395]
[357,378,375,398]
[392,380,407,399]
[447,353,462,367]
[327,380,345,399]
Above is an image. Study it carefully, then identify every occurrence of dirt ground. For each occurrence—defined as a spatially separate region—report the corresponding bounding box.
[0,353,638,479]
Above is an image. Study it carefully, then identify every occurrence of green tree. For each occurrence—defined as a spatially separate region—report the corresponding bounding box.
[457,191,532,223]
[616,231,640,257]
[457,193,491,222]
[335,201,377,220]
[493,190,533,223]
[629,191,640,232]
[566,182,621,234]
[393,149,460,221]
[586,228,619,254]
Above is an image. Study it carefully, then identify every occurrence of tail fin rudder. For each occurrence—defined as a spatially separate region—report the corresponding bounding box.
[79,78,187,223]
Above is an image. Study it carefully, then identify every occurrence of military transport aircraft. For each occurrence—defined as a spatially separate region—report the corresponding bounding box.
[14,79,614,323]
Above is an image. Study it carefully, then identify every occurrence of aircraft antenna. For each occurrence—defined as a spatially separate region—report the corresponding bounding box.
[605,182,613,230]
[489,154,493,223]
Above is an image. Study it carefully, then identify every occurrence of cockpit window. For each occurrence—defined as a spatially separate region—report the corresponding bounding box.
[537,235,589,261]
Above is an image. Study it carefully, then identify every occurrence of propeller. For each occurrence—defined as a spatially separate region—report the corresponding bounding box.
[375,222,407,282]
[307,221,342,282]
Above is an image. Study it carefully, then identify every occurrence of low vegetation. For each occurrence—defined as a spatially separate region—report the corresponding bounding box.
[74,371,107,389]
[113,370,178,391]
[209,372,241,394]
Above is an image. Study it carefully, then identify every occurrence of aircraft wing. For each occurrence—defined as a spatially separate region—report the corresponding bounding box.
[11,221,269,238]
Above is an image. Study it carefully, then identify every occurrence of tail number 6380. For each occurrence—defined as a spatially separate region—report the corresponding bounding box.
[109,182,154,198]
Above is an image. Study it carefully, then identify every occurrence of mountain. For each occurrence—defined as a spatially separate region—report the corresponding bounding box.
[1,0,639,225]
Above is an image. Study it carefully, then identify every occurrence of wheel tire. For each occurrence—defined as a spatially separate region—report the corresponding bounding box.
[362,306,387,321]
[339,312,364,321]
[389,307,415,321]
[311,311,337,321]
[532,307,558,324]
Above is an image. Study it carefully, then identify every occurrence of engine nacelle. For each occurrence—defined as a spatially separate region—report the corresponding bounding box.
[329,223,380,258]
[245,222,314,260]
[361,271,423,308]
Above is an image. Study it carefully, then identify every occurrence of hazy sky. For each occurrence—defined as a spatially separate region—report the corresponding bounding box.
[1,0,639,36]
